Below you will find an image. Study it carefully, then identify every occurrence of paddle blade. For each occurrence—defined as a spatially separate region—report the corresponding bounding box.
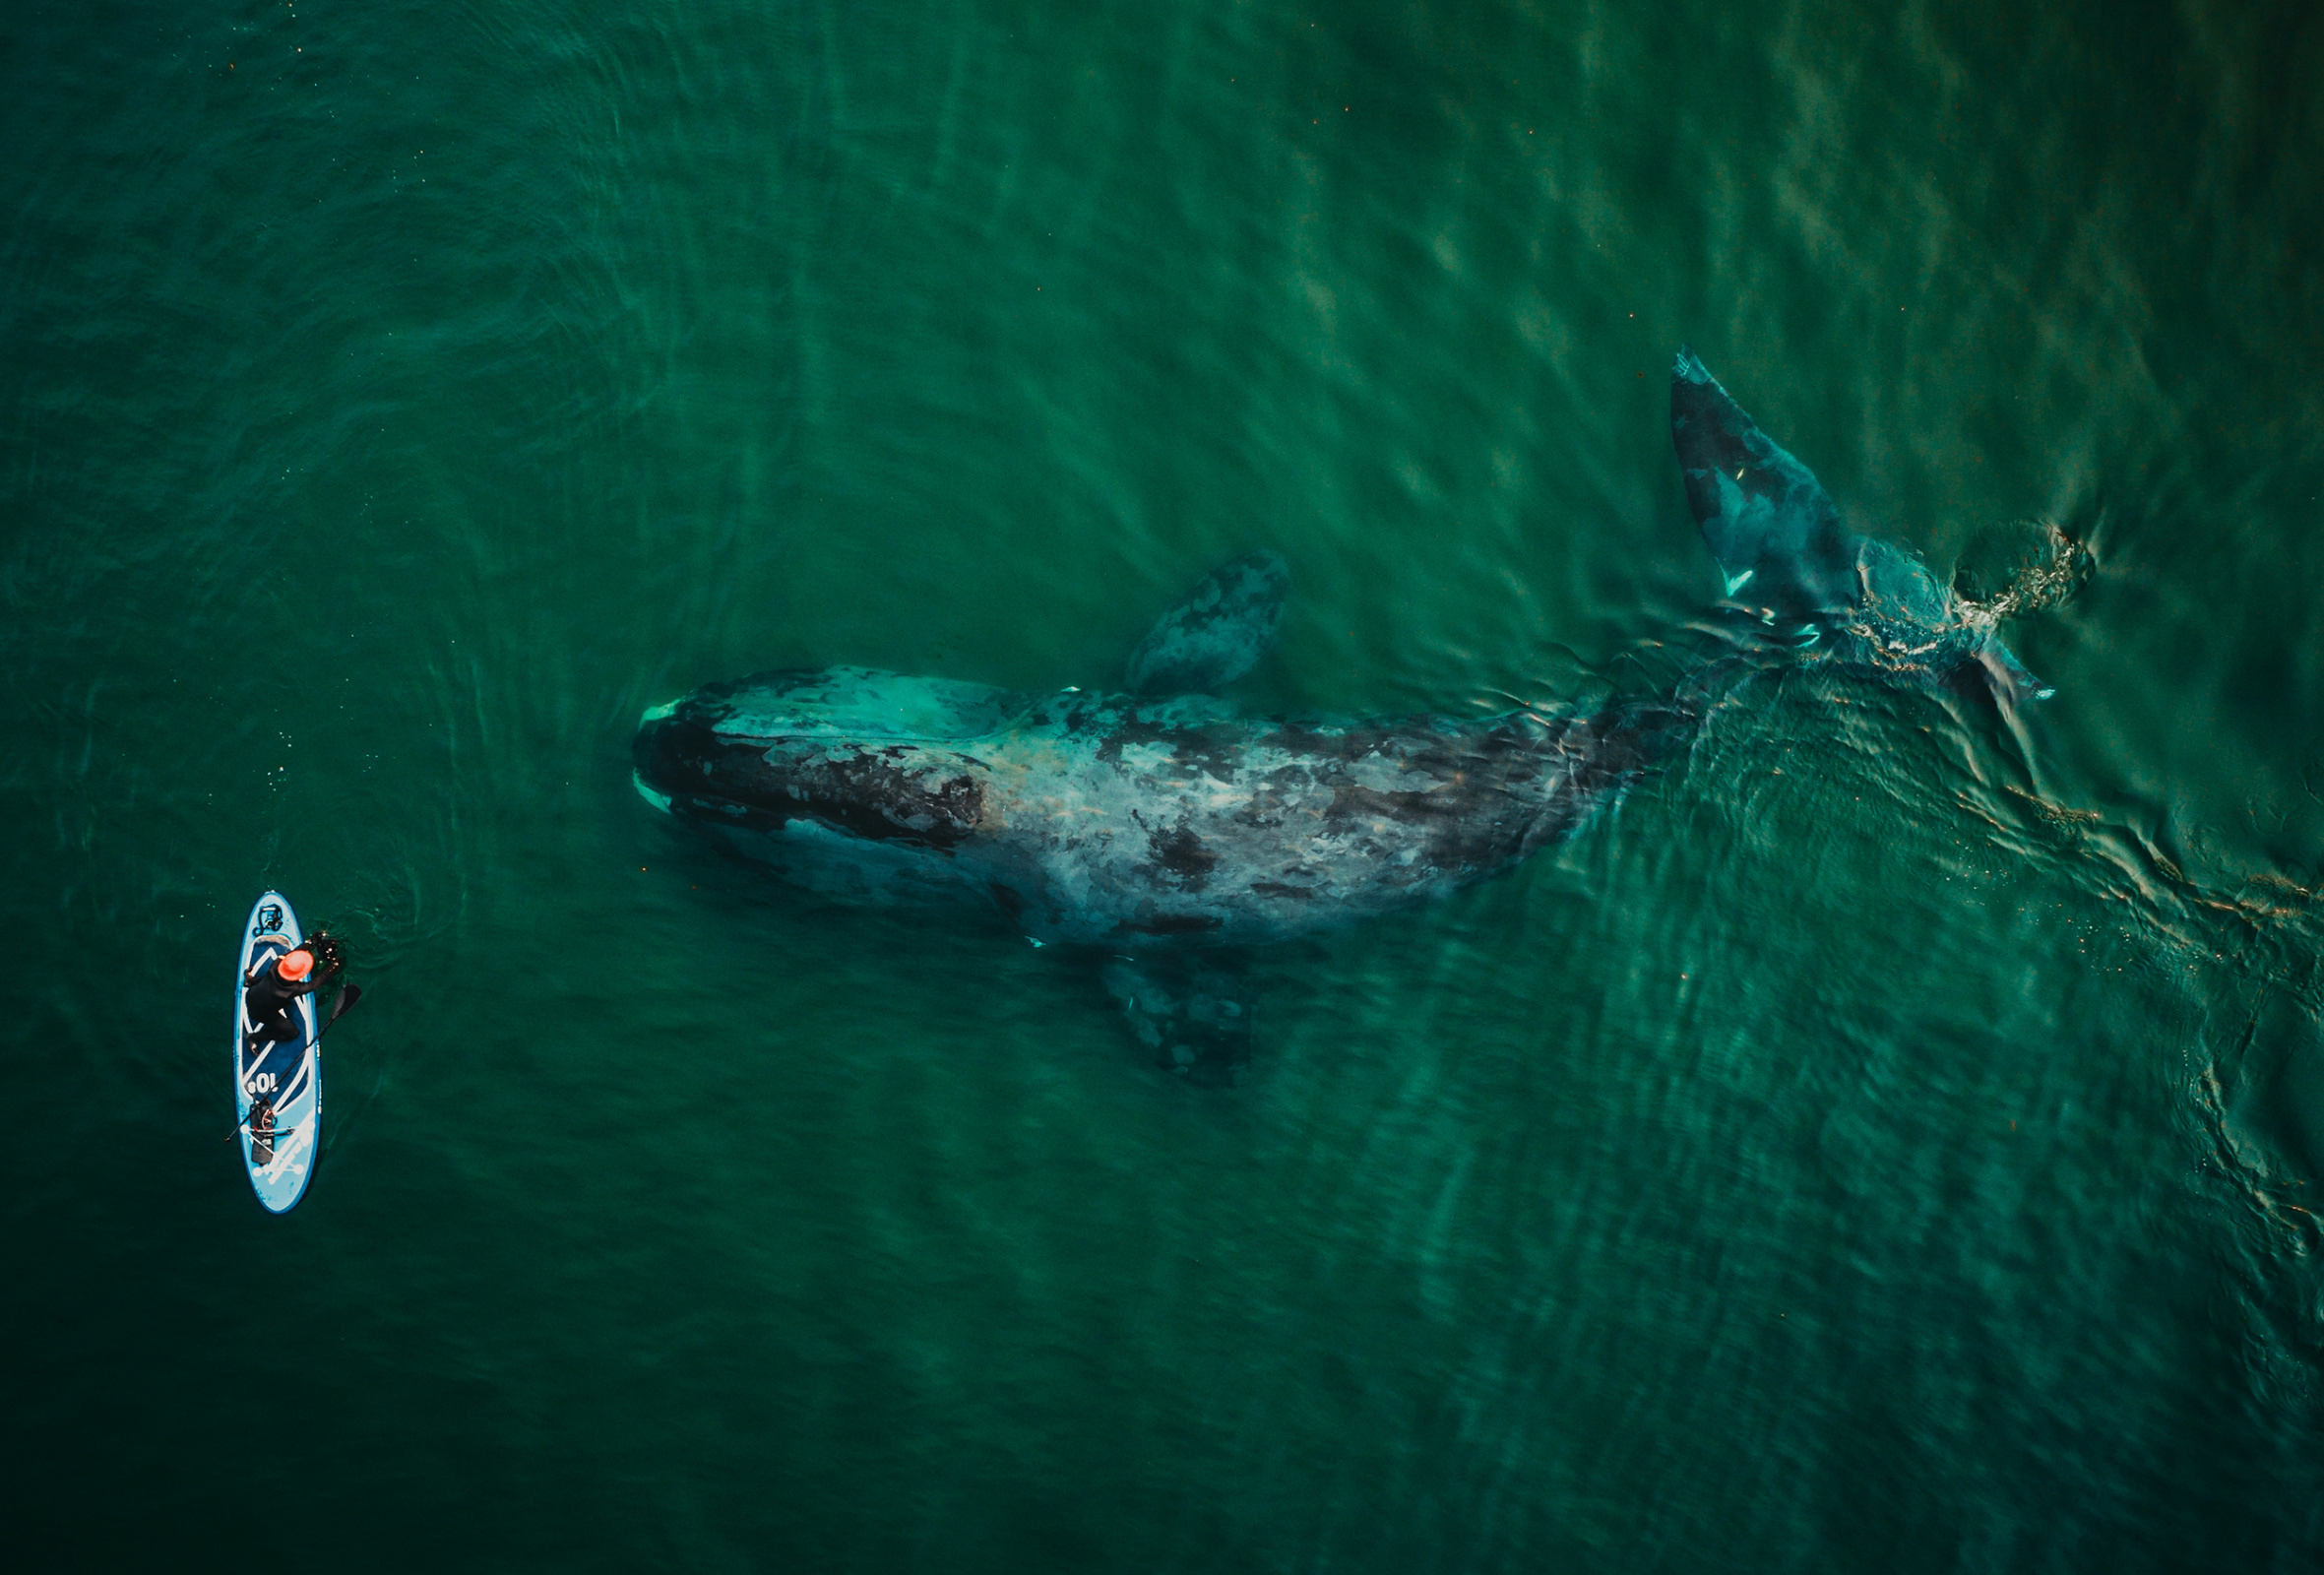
[328,982,362,1024]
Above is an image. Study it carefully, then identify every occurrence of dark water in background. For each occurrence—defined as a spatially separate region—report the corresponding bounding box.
[5,0,2323,1566]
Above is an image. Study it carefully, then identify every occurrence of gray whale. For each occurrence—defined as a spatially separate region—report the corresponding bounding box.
[633,555,1693,1076]
[632,665,1689,949]
[634,351,2060,1076]
[1671,348,2051,703]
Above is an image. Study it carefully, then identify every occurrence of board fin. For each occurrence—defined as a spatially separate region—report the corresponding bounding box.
[1124,552,1288,696]
[1100,952,1256,1084]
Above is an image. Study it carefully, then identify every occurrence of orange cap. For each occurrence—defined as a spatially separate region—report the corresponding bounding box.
[278,950,314,981]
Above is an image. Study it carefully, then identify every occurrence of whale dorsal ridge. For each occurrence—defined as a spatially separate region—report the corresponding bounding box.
[1124,551,1289,696]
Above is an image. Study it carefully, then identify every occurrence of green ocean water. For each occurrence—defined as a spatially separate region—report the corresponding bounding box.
[6,0,2324,1566]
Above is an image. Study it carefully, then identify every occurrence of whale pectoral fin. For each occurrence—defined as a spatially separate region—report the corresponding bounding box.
[1670,348,1856,617]
[1100,952,1257,1084]
[1124,551,1289,696]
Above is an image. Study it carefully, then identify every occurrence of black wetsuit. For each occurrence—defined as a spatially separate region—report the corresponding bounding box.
[243,959,319,1052]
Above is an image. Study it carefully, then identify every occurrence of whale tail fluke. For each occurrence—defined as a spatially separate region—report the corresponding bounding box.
[1670,347,2051,704]
[1670,346,1857,621]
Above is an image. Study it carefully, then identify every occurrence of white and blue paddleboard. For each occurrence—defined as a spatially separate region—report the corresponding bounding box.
[235,891,323,1213]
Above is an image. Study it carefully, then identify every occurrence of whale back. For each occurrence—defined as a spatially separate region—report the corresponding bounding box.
[635,662,1697,948]
[669,664,1024,744]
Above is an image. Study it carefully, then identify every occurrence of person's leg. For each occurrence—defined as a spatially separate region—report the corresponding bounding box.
[241,1012,299,1082]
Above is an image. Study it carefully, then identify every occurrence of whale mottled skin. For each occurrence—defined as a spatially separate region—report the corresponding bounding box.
[633,556,1693,1077]
[1671,348,2051,703]
[633,664,1690,949]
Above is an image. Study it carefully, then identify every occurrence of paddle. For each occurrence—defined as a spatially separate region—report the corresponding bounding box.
[319,982,362,1034]
[225,983,363,1143]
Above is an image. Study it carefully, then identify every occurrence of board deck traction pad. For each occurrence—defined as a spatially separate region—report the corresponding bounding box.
[236,890,322,1213]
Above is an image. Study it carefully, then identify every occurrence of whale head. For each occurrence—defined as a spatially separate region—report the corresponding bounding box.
[632,665,1024,887]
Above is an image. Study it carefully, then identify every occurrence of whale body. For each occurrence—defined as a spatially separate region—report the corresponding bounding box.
[632,663,1690,949]
[633,555,1692,1077]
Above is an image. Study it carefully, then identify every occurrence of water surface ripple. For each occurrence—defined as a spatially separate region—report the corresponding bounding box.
[4,1,2321,1568]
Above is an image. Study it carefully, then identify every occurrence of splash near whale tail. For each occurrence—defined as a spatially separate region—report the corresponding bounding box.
[1669,347,2054,703]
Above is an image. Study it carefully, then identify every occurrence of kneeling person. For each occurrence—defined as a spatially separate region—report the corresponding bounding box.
[244,946,320,1055]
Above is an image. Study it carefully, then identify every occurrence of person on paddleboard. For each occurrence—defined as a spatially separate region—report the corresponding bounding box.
[243,945,322,1051]
[240,945,324,1160]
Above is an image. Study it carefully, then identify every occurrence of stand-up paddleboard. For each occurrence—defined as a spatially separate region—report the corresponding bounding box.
[235,891,323,1213]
